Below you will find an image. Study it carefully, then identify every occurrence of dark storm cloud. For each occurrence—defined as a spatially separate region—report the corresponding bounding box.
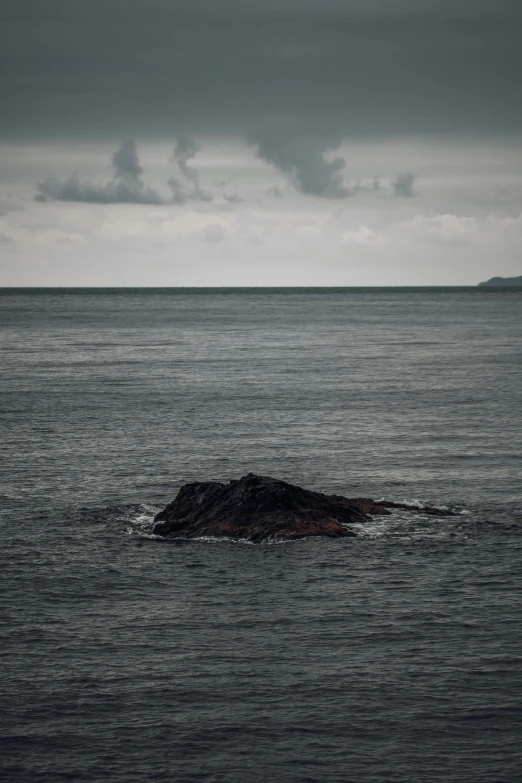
[251,134,350,198]
[36,140,164,204]
[393,173,416,198]
[35,137,215,205]
[1,0,521,140]
[168,136,212,204]
[172,137,200,183]
[35,170,163,205]
[222,192,243,204]
[251,134,417,200]
[112,139,144,181]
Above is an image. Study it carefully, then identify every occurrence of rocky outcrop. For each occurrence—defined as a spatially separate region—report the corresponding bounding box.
[152,473,447,542]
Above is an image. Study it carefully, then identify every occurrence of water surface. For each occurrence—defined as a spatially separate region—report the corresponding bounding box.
[1,288,521,782]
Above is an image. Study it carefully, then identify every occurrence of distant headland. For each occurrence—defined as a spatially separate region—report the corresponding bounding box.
[478,276,522,287]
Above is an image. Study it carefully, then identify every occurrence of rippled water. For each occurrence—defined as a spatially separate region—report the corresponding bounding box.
[1,288,521,782]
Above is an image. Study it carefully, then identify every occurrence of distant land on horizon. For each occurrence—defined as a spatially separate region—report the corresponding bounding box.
[478,276,522,287]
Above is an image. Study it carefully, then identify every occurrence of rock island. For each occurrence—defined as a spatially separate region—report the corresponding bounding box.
[153,473,454,542]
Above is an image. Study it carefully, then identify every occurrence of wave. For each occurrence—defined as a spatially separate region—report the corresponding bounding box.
[72,497,522,546]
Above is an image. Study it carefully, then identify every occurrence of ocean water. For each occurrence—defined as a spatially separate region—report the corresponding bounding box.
[1,287,521,783]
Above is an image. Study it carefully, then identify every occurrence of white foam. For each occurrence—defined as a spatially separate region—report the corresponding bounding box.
[165,533,295,545]
[124,526,164,539]
[120,504,160,537]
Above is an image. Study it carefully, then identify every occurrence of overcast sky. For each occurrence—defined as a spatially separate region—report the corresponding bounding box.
[1,0,521,285]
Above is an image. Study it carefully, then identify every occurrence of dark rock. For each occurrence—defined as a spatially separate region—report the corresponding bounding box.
[153,473,396,542]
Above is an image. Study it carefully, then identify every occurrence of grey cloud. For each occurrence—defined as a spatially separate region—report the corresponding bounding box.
[352,175,416,198]
[167,177,186,205]
[253,135,417,201]
[172,136,199,182]
[0,197,24,215]
[252,134,350,198]
[222,191,243,204]
[35,136,216,206]
[393,173,416,198]
[213,181,244,204]
[169,135,212,203]
[35,173,163,204]
[2,1,521,140]
[167,175,212,205]
[33,135,417,206]
[36,140,163,204]
[201,224,226,243]
[112,138,143,180]
[352,178,380,195]
[0,232,16,248]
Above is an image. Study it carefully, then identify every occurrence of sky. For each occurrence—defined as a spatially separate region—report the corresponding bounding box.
[1,0,522,286]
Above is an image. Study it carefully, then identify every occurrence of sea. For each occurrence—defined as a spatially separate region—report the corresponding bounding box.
[1,287,521,783]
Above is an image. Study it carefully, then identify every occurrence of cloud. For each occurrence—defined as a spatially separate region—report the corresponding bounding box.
[353,178,382,194]
[34,137,214,206]
[36,171,164,205]
[0,233,16,248]
[294,222,323,238]
[339,213,482,250]
[169,135,212,203]
[0,197,24,216]
[95,207,238,243]
[396,213,479,244]
[112,138,144,180]
[172,136,199,181]
[251,133,350,198]
[201,224,226,243]
[350,174,417,198]
[4,1,521,140]
[252,135,418,201]
[1,222,86,247]
[36,140,164,205]
[266,186,285,198]
[222,190,243,204]
[339,211,522,250]
[393,172,416,197]
[341,226,385,247]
